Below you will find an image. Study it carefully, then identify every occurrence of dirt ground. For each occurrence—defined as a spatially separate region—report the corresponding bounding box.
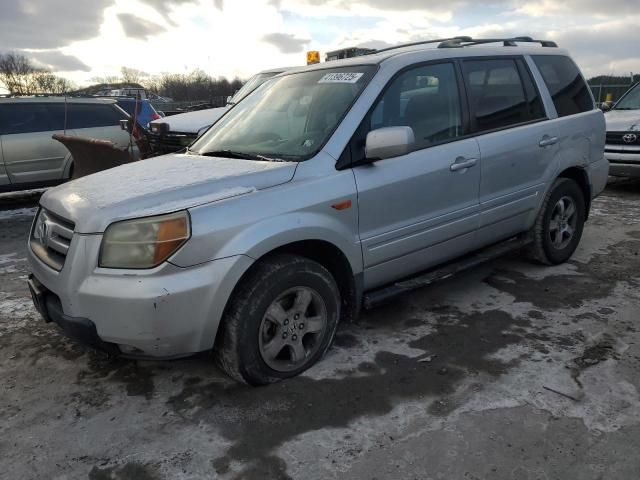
[1,180,640,480]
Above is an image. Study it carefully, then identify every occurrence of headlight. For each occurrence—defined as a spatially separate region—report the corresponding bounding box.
[99,211,191,269]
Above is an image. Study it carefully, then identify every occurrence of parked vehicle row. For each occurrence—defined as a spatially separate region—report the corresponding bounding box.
[148,67,292,155]
[0,97,136,191]
[602,81,640,177]
[27,37,609,385]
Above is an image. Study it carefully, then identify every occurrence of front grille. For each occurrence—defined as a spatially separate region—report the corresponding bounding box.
[606,131,640,146]
[30,208,75,271]
[149,131,197,154]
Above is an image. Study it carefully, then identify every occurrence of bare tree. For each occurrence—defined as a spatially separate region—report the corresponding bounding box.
[121,66,148,84]
[0,53,37,95]
[0,52,74,95]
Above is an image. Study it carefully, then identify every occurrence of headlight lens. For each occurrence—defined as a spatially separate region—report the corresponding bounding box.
[99,211,191,269]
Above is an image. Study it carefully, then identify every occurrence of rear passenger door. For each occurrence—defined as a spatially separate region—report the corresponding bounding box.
[353,62,482,289]
[0,103,72,185]
[460,57,552,245]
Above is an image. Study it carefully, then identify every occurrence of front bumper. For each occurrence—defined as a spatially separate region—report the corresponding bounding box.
[28,274,120,355]
[28,232,253,358]
[605,150,640,177]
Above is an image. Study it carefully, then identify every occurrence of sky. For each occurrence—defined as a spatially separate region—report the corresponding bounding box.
[1,0,639,89]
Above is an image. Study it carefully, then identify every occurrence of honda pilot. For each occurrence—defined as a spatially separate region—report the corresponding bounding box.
[27,37,608,385]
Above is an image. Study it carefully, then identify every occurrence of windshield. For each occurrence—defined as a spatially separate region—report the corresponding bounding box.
[229,72,280,105]
[191,66,376,161]
[614,83,640,110]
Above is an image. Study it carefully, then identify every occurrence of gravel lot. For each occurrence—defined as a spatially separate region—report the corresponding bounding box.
[1,180,639,480]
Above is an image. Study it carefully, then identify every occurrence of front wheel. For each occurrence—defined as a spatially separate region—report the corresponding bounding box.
[525,177,586,265]
[214,254,340,385]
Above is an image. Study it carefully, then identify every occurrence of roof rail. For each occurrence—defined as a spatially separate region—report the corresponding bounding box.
[438,36,558,48]
[365,36,473,55]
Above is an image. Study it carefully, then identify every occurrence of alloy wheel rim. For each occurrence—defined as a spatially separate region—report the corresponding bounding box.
[258,286,328,372]
[548,195,577,250]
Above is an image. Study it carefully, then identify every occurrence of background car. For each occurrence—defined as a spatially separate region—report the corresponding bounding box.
[148,67,292,155]
[105,97,162,158]
[0,97,135,191]
[603,82,640,177]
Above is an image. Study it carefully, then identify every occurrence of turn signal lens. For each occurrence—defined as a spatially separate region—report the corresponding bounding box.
[154,215,190,264]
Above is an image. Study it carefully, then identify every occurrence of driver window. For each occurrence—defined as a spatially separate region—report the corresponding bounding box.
[370,62,464,151]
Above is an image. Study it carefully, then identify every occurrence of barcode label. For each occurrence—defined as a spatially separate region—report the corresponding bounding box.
[318,72,364,84]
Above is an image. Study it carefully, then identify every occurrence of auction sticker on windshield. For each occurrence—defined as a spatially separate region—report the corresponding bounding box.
[319,72,364,83]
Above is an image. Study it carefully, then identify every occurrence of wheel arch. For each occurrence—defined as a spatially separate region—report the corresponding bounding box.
[557,166,591,220]
[214,239,361,348]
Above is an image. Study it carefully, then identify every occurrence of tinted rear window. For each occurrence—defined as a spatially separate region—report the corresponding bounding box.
[532,55,593,117]
[462,58,541,133]
[67,103,126,129]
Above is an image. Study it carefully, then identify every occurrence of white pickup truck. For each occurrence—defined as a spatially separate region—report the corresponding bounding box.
[148,67,291,154]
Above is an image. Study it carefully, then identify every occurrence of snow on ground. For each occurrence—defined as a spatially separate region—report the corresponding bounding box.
[0,207,37,221]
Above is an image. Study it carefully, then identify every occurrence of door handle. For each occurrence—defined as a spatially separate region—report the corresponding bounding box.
[539,136,558,148]
[450,157,477,172]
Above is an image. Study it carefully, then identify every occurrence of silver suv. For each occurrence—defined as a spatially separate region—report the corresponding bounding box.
[0,97,132,191]
[27,37,608,385]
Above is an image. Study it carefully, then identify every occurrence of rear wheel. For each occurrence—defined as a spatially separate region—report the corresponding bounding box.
[525,177,586,265]
[214,254,340,385]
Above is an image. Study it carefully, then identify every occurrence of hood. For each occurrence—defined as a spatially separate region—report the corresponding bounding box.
[40,154,297,233]
[151,107,228,133]
[604,109,640,132]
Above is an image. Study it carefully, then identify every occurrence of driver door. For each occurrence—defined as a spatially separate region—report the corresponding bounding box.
[352,61,482,289]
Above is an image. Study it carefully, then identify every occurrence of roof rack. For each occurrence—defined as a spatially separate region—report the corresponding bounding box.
[366,36,473,55]
[438,36,557,48]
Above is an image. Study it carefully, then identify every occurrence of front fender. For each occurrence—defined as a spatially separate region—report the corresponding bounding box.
[226,212,363,273]
[170,169,362,273]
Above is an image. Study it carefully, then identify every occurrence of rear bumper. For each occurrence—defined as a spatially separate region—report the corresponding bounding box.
[587,157,610,198]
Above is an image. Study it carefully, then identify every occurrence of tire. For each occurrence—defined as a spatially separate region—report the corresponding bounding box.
[214,254,341,385]
[525,177,586,265]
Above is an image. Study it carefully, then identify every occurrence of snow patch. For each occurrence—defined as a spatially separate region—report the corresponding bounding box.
[0,297,38,336]
[0,207,37,220]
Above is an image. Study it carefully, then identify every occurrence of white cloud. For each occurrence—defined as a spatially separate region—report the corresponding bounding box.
[3,0,639,85]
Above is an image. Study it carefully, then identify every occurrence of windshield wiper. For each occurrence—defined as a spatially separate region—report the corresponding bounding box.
[198,149,283,162]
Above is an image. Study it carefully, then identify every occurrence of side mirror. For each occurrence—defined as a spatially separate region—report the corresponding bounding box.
[365,126,415,160]
[599,102,612,112]
[226,95,233,105]
[120,119,132,133]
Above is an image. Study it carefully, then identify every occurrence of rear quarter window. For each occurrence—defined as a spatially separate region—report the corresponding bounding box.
[67,103,126,129]
[532,55,594,117]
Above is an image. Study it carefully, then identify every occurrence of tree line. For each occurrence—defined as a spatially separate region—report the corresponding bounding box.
[0,53,74,95]
[0,53,244,102]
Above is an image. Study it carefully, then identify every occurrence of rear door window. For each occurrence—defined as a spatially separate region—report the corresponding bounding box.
[462,58,541,133]
[531,55,594,117]
[67,104,126,129]
[370,62,464,151]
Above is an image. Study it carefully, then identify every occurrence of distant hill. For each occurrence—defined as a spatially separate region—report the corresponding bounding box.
[70,82,146,95]
[588,74,639,85]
